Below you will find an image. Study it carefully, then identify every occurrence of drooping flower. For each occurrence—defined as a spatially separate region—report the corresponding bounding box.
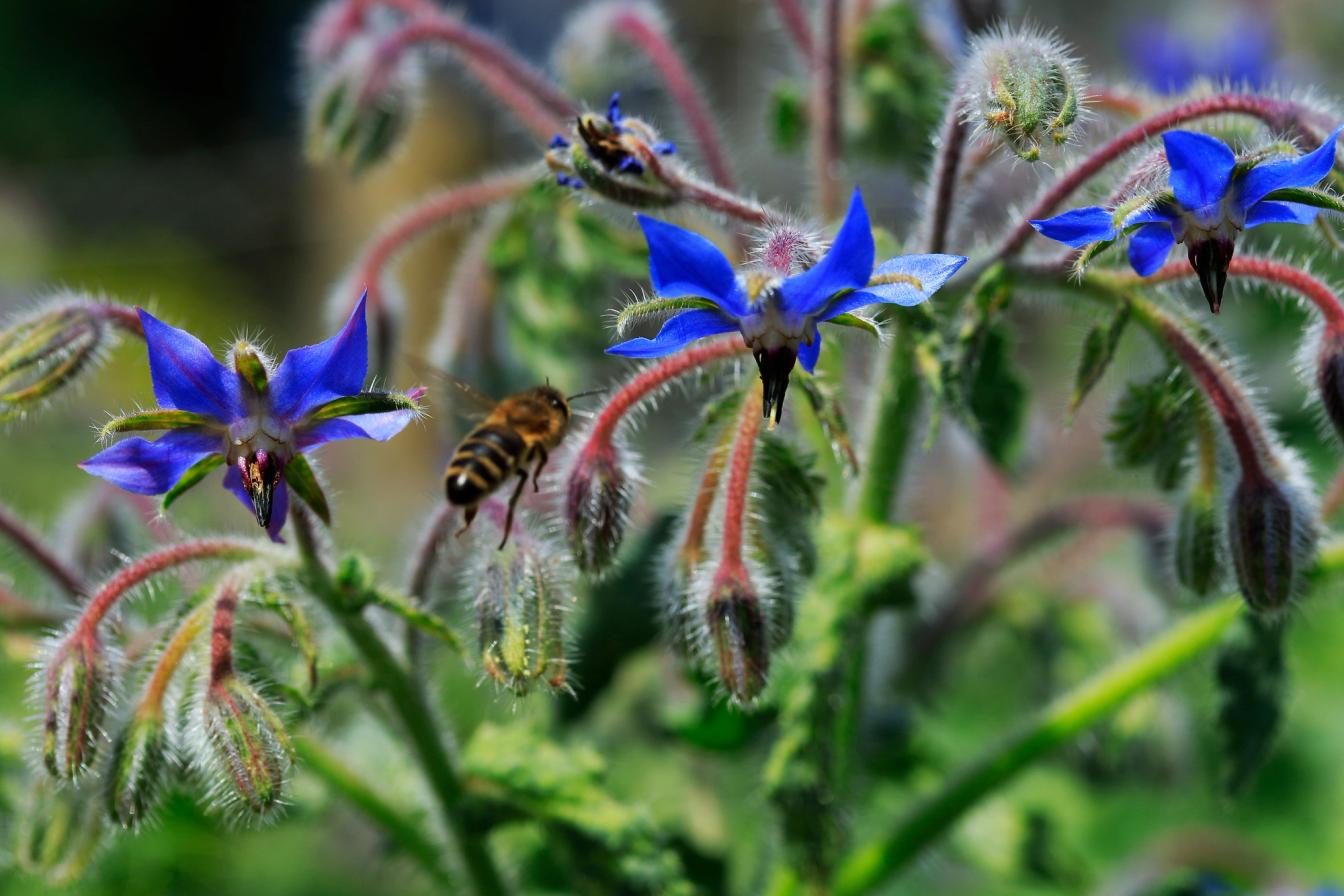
[79,294,421,540]
[606,189,967,423]
[546,92,680,206]
[1031,127,1344,313]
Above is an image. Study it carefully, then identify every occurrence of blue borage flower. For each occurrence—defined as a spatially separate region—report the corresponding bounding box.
[1031,126,1344,313]
[1127,14,1276,94]
[606,189,967,423]
[79,295,421,541]
[547,92,677,194]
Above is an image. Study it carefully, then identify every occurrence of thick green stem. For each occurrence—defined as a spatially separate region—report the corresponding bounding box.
[855,324,922,523]
[289,509,506,896]
[833,596,1245,895]
[294,736,457,888]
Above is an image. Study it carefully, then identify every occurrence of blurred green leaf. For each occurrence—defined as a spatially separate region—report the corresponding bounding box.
[1216,614,1286,796]
[1107,368,1196,491]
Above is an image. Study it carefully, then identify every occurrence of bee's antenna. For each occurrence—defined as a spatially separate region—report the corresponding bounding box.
[566,388,608,403]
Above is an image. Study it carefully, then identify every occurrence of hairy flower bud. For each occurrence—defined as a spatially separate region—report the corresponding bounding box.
[15,779,104,885]
[1227,473,1317,613]
[469,514,576,695]
[0,297,132,421]
[545,93,681,208]
[704,566,770,703]
[563,434,637,574]
[106,712,169,830]
[1175,486,1222,597]
[301,5,421,175]
[1315,325,1344,444]
[40,632,113,781]
[197,675,292,817]
[959,25,1086,161]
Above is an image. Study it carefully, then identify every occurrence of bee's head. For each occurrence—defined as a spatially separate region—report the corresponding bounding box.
[533,384,571,420]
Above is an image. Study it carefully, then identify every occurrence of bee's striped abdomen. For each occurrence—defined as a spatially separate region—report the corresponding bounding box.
[445,424,524,506]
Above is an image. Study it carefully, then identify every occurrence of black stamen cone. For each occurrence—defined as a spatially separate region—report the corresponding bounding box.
[754,347,797,425]
[241,452,284,528]
[1187,237,1235,314]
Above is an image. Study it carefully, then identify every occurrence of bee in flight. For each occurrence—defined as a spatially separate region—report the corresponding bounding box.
[420,364,601,549]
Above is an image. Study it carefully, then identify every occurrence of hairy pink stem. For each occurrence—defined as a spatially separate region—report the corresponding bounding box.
[1140,257,1344,333]
[0,500,86,596]
[350,166,535,319]
[609,8,736,191]
[209,583,241,685]
[812,0,843,218]
[370,14,574,137]
[72,539,263,640]
[589,338,750,446]
[771,0,814,58]
[992,93,1320,260]
[923,96,968,253]
[641,148,771,224]
[718,392,764,565]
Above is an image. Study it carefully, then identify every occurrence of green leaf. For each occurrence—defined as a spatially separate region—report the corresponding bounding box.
[1216,614,1285,795]
[284,454,331,525]
[100,409,216,442]
[769,81,809,153]
[751,433,826,604]
[826,312,881,338]
[796,376,859,475]
[162,454,225,510]
[1262,185,1344,214]
[303,391,421,424]
[1106,368,1195,491]
[1070,304,1130,416]
[962,321,1027,469]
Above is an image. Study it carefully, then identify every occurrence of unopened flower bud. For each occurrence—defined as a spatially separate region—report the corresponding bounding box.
[545,92,681,208]
[15,779,103,884]
[0,297,132,421]
[40,632,113,781]
[301,5,421,176]
[1175,486,1222,597]
[960,25,1085,161]
[106,712,169,830]
[1227,474,1316,613]
[1315,325,1344,444]
[471,519,575,695]
[198,675,292,816]
[563,435,636,574]
[704,566,769,703]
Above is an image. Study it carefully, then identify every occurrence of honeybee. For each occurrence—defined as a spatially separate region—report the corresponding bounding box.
[417,363,600,549]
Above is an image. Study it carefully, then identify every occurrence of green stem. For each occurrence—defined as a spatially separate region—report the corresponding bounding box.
[289,508,507,896]
[833,595,1245,895]
[294,736,457,888]
[855,324,922,523]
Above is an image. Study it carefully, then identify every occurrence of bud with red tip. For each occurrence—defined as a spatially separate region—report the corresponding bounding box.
[1315,325,1344,444]
[197,674,292,817]
[40,631,114,781]
[105,712,169,830]
[1226,470,1317,614]
[702,564,771,703]
[563,431,637,575]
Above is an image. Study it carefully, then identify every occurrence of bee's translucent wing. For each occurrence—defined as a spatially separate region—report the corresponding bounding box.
[406,355,498,421]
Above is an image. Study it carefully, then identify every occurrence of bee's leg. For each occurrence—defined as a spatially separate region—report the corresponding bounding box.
[531,448,549,493]
[500,470,529,549]
[454,504,478,539]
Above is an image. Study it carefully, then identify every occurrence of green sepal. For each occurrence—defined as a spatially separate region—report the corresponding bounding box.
[100,410,216,442]
[796,376,859,475]
[283,454,331,525]
[163,453,225,511]
[826,312,881,338]
[1262,186,1344,214]
[1069,303,1131,417]
[232,347,270,398]
[614,296,724,335]
[303,391,421,424]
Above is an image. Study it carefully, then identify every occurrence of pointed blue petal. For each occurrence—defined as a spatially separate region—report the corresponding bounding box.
[79,430,221,496]
[797,327,822,373]
[1163,130,1236,211]
[1030,207,1118,248]
[137,309,243,421]
[1245,200,1319,229]
[605,309,738,358]
[779,189,876,314]
[223,466,289,542]
[296,410,416,449]
[637,216,747,315]
[1127,222,1177,276]
[1239,126,1344,207]
[271,293,370,422]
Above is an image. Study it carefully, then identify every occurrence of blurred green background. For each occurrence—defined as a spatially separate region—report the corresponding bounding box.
[5,1,1344,894]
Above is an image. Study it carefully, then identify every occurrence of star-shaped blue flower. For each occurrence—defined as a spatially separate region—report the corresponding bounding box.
[606,189,967,423]
[80,295,421,540]
[1031,126,1344,312]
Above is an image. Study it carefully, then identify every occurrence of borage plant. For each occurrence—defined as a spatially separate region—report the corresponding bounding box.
[6,2,1344,894]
